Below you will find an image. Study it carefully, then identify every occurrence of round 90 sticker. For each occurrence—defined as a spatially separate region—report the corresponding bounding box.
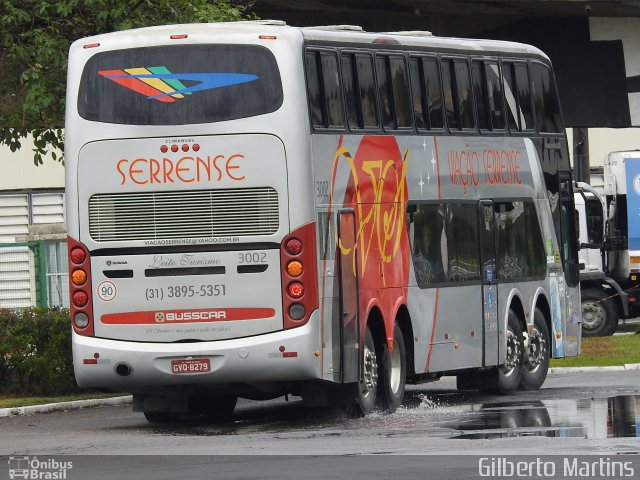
[97,281,117,302]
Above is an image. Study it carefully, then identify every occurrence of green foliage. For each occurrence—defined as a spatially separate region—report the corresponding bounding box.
[0,307,76,395]
[0,0,256,164]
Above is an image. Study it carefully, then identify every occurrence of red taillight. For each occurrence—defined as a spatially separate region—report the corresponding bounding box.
[73,291,88,307]
[281,223,318,329]
[285,238,303,255]
[193,144,200,152]
[160,145,168,153]
[171,144,179,152]
[70,248,86,264]
[182,144,189,152]
[288,282,304,299]
[68,236,94,336]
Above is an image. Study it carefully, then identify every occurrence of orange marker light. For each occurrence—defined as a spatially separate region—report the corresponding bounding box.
[72,270,87,286]
[287,260,303,277]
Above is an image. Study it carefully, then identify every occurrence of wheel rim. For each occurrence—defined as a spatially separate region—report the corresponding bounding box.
[388,341,402,394]
[501,327,521,377]
[362,344,378,398]
[524,328,547,373]
[582,301,606,331]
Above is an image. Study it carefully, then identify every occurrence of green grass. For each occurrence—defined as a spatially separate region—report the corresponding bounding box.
[0,392,126,409]
[551,333,640,368]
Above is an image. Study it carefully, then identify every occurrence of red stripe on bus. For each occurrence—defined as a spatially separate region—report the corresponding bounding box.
[98,70,175,103]
[83,359,98,364]
[424,288,439,372]
[101,308,276,324]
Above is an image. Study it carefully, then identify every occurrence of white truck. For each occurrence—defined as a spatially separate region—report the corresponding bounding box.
[574,150,640,335]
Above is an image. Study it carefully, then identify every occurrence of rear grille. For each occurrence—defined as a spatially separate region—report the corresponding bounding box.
[89,187,279,242]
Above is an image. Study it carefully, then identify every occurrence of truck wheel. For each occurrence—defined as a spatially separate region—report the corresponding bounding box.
[581,289,618,337]
[520,308,549,391]
[379,324,406,412]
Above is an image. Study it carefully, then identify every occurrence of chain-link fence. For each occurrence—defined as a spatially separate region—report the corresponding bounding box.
[0,240,68,308]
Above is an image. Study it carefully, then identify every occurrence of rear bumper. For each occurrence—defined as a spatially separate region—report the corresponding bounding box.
[72,310,322,390]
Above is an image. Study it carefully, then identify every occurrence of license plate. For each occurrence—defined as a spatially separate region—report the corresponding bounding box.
[171,358,211,374]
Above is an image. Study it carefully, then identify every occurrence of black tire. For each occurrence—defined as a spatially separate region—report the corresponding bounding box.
[355,327,379,415]
[520,307,550,391]
[581,288,618,337]
[379,324,406,412]
[496,309,524,394]
[143,411,180,423]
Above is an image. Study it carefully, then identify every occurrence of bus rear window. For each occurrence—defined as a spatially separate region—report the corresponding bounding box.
[78,45,283,125]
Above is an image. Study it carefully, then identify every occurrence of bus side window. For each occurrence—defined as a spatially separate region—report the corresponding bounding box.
[531,62,563,133]
[503,62,520,132]
[486,61,506,131]
[305,51,324,128]
[454,60,475,130]
[341,53,360,129]
[472,61,491,131]
[320,51,344,128]
[424,57,444,129]
[389,56,412,129]
[514,63,533,131]
[376,56,395,130]
[409,57,428,130]
[441,59,460,131]
[356,54,379,129]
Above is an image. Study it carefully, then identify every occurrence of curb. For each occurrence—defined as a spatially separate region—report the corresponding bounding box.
[549,364,640,373]
[0,395,132,418]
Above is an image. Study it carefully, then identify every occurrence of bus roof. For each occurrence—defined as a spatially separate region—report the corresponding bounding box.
[70,20,550,60]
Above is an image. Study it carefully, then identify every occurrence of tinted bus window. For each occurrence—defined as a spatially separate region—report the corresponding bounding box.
[320,52,344,128]
[389,56,412,128]
[495,201,546,280]
[503,63,520,132]
[79,45,283,125]
[424,57,444,129]
[514,63,533,131]
[531,62,563,133]
[441,59,459,131]
[472,61,490,131]
[454,60,475,129]
[376,56,394,129]
[447,203,480,282]
[341,54,360,129]
[356,55,378,128]
[305,52,324,128]
[486,61,505,130]
[409,203,446,286]
[409,58,428,129]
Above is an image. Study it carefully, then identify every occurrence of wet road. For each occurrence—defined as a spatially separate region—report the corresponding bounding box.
[1,369,639,457]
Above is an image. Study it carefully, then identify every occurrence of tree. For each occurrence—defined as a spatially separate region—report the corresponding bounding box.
[0,0,255,164]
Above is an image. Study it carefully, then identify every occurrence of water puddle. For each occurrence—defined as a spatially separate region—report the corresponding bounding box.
[444,395,639,439]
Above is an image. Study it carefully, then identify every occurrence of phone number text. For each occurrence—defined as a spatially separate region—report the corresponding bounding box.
[145,285,226,301]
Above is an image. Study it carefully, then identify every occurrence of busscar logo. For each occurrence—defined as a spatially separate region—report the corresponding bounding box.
[155,312,166,323]
[98,66,258,103]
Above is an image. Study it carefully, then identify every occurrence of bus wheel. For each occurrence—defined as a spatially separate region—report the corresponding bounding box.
[380,324,406,412]
[143,411,180,423]
[520,308,550,391]
[581,289,618,337]
[497,309,524,394]
[356,327,379,415]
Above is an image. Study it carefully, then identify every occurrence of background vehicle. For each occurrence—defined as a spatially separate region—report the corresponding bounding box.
[65,21,580,422]
[574,150,640,335]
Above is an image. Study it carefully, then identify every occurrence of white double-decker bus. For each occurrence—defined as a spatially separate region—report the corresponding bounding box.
[65,21,581,422]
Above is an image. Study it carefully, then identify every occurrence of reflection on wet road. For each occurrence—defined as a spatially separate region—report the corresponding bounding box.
[138,390,639,443]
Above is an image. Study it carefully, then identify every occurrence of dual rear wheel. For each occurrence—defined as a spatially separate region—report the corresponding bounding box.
[355,324,406,415]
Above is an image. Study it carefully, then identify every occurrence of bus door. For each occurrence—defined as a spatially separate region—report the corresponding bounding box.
[337,208,360,384]
[479,200,499,366]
